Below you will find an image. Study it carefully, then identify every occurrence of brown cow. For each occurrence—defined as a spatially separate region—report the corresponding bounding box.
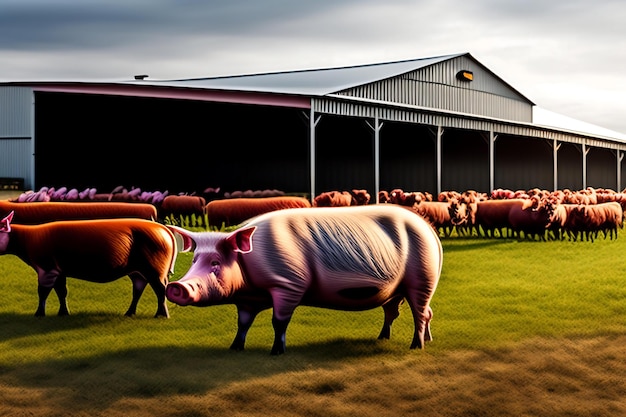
[581,202,623,241]
[313,191,353,207]
[507,198,554,241]
[469,199,526,238]
[414,201,458,237]
[206,196,311,227]
[0,201,157,224]
[159,195,207,218]
[0,212,176,317]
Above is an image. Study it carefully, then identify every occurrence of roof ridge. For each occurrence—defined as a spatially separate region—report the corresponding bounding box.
[166,52,468,82]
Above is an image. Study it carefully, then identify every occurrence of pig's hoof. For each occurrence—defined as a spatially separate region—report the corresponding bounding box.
[270,346,285,355]
[229,341,245,351]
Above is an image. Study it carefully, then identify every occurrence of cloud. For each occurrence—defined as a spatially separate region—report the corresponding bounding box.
[1,0,625,134]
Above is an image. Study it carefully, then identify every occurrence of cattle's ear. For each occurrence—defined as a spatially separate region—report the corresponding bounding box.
[166,225,196,252]
[521,199,534,210]
[226,226,256,254]
[1,211,14,233]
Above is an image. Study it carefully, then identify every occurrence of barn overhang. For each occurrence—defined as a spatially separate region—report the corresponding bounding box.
[29,83,311,109]
[313,95,626,152]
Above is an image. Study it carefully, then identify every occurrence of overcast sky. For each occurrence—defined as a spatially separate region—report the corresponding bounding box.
[1,0,625,134]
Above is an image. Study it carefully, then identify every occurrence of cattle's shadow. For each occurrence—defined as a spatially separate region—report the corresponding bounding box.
[0,311,122,342]
[441,237,513,252]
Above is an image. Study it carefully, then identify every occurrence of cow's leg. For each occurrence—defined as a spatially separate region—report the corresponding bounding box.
[53,275,70,316]
[126,273,149,317]
[139,271,170,318]
[378,296,404,340]
[35,286,53,317]
[35,269,60,317]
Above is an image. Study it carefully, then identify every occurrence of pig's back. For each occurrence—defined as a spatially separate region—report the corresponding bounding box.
[240,205,441,305]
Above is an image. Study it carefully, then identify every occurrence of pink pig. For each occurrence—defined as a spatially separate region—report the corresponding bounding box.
[166,205,443,355]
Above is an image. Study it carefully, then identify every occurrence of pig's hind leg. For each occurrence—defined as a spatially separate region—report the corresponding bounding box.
[403,268,437,349]
[406,290,434,349]
[377,295,404,340]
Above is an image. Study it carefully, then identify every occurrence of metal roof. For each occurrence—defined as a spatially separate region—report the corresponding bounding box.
[3,52,623,142]
[125,53,468,96]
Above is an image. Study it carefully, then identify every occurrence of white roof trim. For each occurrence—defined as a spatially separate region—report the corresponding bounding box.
[533,107,626,142]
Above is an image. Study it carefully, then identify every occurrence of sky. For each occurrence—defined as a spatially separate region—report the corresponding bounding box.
[1,0,626,135]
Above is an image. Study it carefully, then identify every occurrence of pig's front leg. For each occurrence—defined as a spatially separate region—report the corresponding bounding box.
[270,316,291,355]
[268,288,303,355]
[230,304,265,351]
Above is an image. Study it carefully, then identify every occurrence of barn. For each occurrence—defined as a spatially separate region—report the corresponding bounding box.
[1,52,626,202]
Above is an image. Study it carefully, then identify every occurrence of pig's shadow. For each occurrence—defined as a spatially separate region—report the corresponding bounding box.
[0,311,399,411]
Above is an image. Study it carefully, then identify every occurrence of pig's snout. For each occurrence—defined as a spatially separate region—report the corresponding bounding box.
[166,281,202,306]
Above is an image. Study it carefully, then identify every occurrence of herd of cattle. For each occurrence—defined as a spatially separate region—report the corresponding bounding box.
[315,187,626,241]
[341,187,626,241]
[7,185,626,241]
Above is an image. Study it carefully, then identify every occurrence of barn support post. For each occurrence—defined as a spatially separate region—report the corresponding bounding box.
[307,108,321,204]
[553,138,561,191]
[582,143,589,189]
[436,124,443,195]
[489,129,498,192]
[617,150,624,191]
[365,114,383,203]
[30,90,36,190]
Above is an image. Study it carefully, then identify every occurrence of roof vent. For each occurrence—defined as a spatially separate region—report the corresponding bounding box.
[456,70,473,82]
[134,74,149,80]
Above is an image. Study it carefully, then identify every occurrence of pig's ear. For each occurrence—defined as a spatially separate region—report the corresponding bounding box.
[1,211,14,233]
[226,226,256,254]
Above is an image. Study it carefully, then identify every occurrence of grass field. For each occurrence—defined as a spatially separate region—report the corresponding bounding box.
[0,226,625,416]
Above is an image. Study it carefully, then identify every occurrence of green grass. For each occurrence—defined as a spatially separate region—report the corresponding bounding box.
[436,237,626,348]
[1,233,625,416]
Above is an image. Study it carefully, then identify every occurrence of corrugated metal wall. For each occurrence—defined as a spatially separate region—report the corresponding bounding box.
[0,87,33,189]
[336,55,533,123]
[313,96,626,153]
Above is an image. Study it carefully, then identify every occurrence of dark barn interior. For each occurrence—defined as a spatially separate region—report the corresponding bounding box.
[32,91,626,199]
[34,92,310,196]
